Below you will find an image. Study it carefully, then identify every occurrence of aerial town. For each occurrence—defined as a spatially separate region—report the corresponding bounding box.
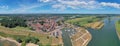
[1,14,120,46]
[0,0,120,46]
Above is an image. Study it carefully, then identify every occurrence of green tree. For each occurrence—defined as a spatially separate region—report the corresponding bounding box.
[16,37,23,43]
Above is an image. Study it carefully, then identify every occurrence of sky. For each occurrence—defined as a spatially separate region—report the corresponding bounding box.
[0,0,120,14]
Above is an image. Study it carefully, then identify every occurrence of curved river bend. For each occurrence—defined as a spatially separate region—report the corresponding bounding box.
[87,17,120,46]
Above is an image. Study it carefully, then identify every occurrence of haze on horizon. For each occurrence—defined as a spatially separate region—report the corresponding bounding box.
[0,0,120,14]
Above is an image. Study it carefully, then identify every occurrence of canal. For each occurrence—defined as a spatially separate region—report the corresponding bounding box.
[87,17,120,46]
[62,28,76,46]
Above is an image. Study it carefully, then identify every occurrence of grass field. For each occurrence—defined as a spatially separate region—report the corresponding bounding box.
[115,21,120,39]
[0,25,60,46]
[11,26,32,31]
[66,16,101,27]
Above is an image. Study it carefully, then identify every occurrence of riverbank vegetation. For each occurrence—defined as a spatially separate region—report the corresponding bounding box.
[66,16,104,29]
[115,20,120,39]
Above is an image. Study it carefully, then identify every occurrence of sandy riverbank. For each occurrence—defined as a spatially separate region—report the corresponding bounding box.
[26,43,38,46]
[85,21,104,29]
[116,31,120,40]
[115,21,120,39]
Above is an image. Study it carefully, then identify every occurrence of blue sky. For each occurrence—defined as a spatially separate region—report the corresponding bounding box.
[0,0,120,14]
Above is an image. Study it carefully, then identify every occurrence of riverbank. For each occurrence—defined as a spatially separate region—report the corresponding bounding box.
[65,16,104,30]
[71,27,92,46]
[115,21,120,39]
[62,23,92,46]
[88,17,120,46]
[85,21,104,29]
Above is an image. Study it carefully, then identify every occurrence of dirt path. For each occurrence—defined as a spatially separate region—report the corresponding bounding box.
[0,36,21,46]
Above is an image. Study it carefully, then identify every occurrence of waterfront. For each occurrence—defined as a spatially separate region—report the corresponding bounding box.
[62,28,73,46]
[0,15,120,46]
[87,17,120,46]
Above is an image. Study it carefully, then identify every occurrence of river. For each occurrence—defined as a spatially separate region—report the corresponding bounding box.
[62,28,75,46]
[87,17,120,46]
[62,16,120,46]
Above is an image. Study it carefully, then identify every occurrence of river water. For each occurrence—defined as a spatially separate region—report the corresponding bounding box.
[62,28,73,46]
[87,17,120,46]
[62,17,120,46]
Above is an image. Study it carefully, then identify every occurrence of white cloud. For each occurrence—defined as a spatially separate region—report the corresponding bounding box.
[52,0,100,9]
[12,5,39,12]
[38,0,52,2]
[40,0,120,10]
[52,4,66,10]
[101,2,120,8]
[0,5,8,9]
[11,3,47,13]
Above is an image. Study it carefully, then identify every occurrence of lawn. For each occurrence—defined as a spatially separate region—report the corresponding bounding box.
[66,16,101,27]
[115,21,120,39]
[11,26,32,31]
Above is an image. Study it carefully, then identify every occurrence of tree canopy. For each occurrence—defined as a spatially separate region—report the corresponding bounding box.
[0,17,27,28]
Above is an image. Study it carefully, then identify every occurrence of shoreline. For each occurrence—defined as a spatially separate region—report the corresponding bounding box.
[68,25,92,46]
[116,31,120,40]
[84,30,92,46]
[115,21,120,40]
[66,23,92,46]
[85,21,104,29]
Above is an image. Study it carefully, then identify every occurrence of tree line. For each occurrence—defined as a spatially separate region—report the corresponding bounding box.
[0,17,27,28]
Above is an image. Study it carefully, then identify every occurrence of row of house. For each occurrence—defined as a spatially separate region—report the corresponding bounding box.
[27,18,58,33]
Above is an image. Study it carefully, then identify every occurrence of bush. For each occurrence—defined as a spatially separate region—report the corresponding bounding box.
[16,37,23,43]
[38,43,43,46]
[31,37,39,44]
[88,20,93,23]
[118,20,120,24]
[47,36,49,39]
[21,41,26,46]
[25,37,31,43]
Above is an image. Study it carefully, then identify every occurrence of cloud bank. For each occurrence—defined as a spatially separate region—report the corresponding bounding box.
[0,0,120,13]
[39,0,120,10]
